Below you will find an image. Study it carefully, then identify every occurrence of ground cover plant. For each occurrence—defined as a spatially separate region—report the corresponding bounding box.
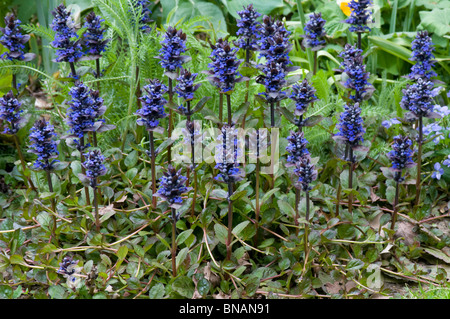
[0,0,449,300]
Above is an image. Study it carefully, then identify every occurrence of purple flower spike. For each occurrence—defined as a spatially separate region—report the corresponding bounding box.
[302,12,327,51]
[51,4,83,64]
[293,155,317,192]
[289,79,318,116]
[28,119,60,171]
[83,12,109,57]
[0,90,23,134]
[157,26,189,74]
[409,31,436,81]
[82,149,107,187]
[214,124,244,184]
[344,0,373,33]
[236,4,261,52]
[155,165,191,209]
[387,135,416,182]
[0,14,35,62]
[334,102,366,150]
[136,79,168,131]
[286,130,310,167]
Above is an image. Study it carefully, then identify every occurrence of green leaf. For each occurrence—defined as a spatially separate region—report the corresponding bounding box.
[177,229,194,245]
[214,223,228,245]
[149,282,165,299]
[225,0,283,20]
[124,150,138,168]
[232,221,250,237]
[418,8,450,37]
[172,276,195,298]
[346,259,365,271]
[368,36,413,64]
[261,187,279,205]
[117,245,128,261]
[48,285,67,299]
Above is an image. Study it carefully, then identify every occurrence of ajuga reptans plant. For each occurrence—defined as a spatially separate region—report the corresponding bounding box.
[236,4,261,63]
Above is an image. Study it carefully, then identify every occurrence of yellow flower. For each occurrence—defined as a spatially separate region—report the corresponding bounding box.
[337,0,353,16]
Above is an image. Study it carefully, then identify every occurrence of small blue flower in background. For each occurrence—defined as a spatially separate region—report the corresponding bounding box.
[157,26,189,74]
[83,12,109,57]
[443,155,450,168]
[51,4,83,65]
[381,118,401,129]
[302,12,327,51]
[433,105,450,118]
[431,162,444,180]
[344,0,373,33]
[136,0,153,32]
[236,4,261,52]
[155,165,191,209]
[409,31,436,81]
[0,90,23,134]
[0,13,35,62]
[57,256,78,276]
[28,119,60,171]
[136,79,168,131]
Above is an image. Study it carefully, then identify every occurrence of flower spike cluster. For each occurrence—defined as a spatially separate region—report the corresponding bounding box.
[408,31,436,81]
[28,119,60,171]
[302,12,327,51]
[294,155,318,192]
[286,130,310,167]
[66,82,105,142]
[338,44,372,103]
[51,4,83,64]
[82,149,107,187]
[83,12,109,57]
[157,26,189,74]
[236,4,261,52]
[207,38,243,93]
[0,14,35,61]
[136,79,168,131]
[344,0,373,33]
[215,124,244,184]
[155,165,191,209]
[0,90,23,134]
[289,79,318,116]
[136,0,153,32]
[175,69,201,104]
[387,135,415,182]
[334,102,366,151]
[400,77,442,120]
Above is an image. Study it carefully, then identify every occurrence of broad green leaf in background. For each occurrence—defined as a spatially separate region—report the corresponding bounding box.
[223,0,284,20]
[418,8,450,37]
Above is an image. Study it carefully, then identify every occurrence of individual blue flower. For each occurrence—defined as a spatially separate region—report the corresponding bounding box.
[236,4,261,52]
[207,38,243,93]
[57,256,78,276]
[157,26,189,74]
[289,79,318,116]
[409,31,436,81]
[334,102,366,149]
[433,105,450,117]
[344,0,373,33]
[83,12,109,57]
[286,130,309,167]
[293,154,317,192]
[28,119,60,171]
[381,118,401,129]
[400,78,442,120]
[214,124,244,184]
[443,155,450,168]
[302,12,327,51]
[263,32,293,69]
[136,79,168,131]
[50,4,83,64]
[0,90,23,134]
[82,149,107,187]
[431,162,444,180]
[0,14,35,62]
[387,135,415,182]
[155,165,191,209]
[338,44,372,103]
